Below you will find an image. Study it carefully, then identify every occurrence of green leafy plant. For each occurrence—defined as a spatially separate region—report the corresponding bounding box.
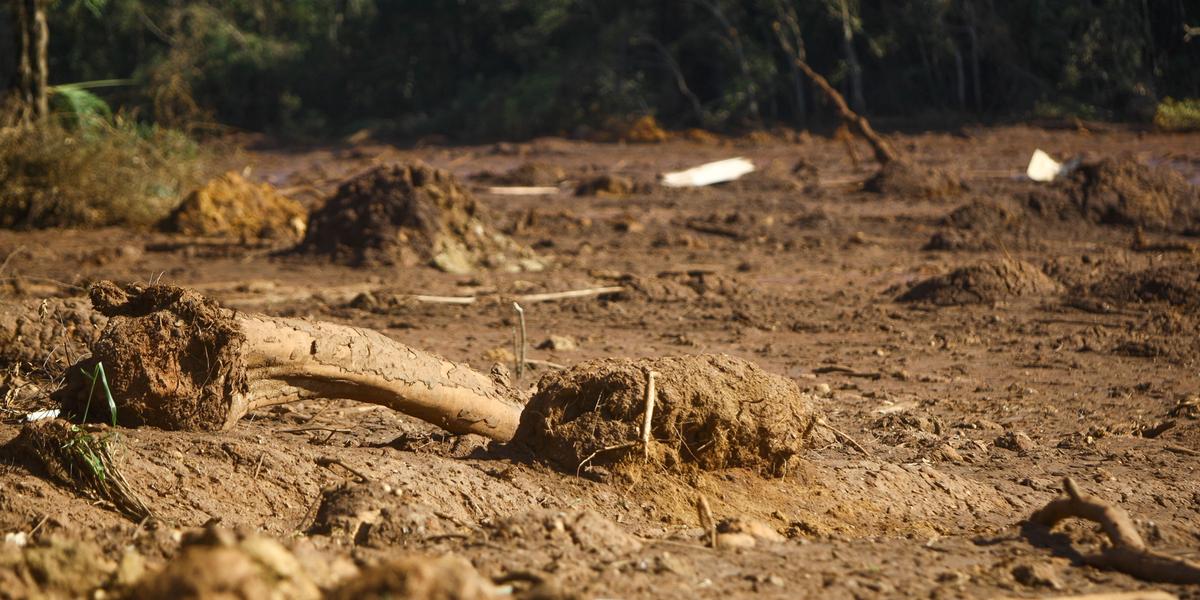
[80,362,118,426]
[49,79,131,131]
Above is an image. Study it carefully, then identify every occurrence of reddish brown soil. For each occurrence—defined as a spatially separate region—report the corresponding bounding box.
[1,125,1199,598]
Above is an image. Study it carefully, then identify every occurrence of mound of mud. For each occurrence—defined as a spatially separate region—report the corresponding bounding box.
[1048,158,1200,231]
[622,115,668,143]
[862,162,963,199]
[53,281,248,431]
[0,297,106,373]
[898,258,1059,305]
[472,162,566,186]
[328,555,497,600]
[513,354,819,477]
[297,162,539,273]
[924,200,1024,251]
[1075,263,1200,307]
[487,509,642,562]
[161,172,307,241]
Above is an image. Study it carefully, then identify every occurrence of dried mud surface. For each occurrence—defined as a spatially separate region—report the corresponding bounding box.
[1,126,1199,599]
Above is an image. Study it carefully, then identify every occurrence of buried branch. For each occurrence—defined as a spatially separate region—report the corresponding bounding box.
[1027,477,1200,584]
[54,281,522,441]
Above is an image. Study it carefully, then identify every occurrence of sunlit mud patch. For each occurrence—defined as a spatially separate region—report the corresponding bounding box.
[328,554,499,600]
[514,354,819,478]
[897,258,1060,305]
[296,161,541,273]
[161,171,307,242]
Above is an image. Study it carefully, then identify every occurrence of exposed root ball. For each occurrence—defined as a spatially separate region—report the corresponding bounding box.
[514,354,818,477]
[297,161,539,273]
[898,258,1059,305]
[862,162,963,199]
[161,171,307,241]
[54,281,248,431]
[327,554,497,600]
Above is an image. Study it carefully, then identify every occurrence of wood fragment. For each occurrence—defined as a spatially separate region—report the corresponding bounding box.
[696,494,717,548]
[316,456,371,484]
[1027,477,1200,584]
[641,369,658,459]
[817,418,871,456]
[513,302,527,383]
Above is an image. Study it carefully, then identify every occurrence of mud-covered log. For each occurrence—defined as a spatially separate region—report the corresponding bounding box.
[54,282,521,441]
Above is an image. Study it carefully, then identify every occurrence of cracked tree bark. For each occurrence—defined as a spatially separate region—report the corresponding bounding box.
[54,281,521,441]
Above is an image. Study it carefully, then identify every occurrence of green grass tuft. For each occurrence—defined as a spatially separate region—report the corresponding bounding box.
[0,116,216,229]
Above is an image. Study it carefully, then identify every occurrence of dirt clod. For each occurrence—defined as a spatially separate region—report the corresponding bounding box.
[161,171,307,241]
[574,174,645,197]
[897,258,1059,305]
[130,526,320,600]
[327,554,497,600]
[297,161,539,273]
[514,354,819,477]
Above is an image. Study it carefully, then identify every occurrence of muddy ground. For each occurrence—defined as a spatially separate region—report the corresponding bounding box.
[1,125,1199,598]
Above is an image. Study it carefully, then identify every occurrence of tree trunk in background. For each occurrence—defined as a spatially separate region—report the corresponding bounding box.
[10,0,49,122]
[952,43,966,110]
[965,1,982,113]
[838,0,865,113]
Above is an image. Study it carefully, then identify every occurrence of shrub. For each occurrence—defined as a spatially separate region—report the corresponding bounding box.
[1154,98,1200,132]
[0,116,214,228]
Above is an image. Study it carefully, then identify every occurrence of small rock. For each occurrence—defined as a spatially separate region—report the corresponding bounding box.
[717,518,785,543]
[536,335,578,352]
[1012,562,1063,589]
[814,383,832,397]
[995,431,1036,453]
[933,444,964,463]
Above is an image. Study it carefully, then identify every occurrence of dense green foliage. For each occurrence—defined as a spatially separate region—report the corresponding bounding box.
[3,0,1198,138]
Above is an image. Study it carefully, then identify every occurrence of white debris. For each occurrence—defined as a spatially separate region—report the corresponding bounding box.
[4,532,27,548]
[24,408,60,422]
[661,157,755,188]
[1026,149,1064,182]
[484,186,561,196]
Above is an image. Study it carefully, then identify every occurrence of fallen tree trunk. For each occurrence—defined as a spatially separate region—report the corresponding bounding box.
[53,281,521,441]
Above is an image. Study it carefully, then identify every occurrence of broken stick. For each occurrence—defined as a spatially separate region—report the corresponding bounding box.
[641,369,658,458]
[1027,477,1200,584]
[54,282,522,441]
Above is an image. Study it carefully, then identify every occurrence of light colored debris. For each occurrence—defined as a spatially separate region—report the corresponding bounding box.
[662,157,755,187]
